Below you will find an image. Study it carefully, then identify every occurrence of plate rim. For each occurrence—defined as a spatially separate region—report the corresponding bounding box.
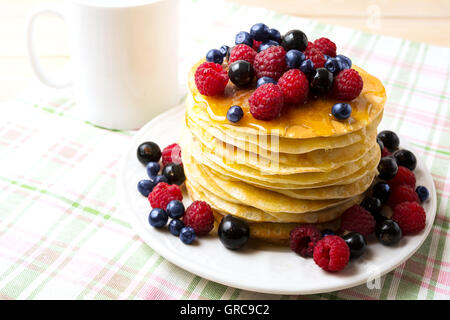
[117,104,437,295]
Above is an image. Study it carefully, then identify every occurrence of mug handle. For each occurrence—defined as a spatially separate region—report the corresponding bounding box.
[26,4,72,88]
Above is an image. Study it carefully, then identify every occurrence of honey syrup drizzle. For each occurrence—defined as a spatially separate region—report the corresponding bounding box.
[190,64,385,138]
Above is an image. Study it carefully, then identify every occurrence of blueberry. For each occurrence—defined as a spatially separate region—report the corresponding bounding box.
[256,76,276,88]
[250,23,270,41]
[281,29,308,52]
[227,105,244,123]
[235,31,253,47]
[324,57,340,74]
[137,141,161,165]
[360,196,384,223]
[152,174,168,186]
[309,68,333,95]
[393,149,417,171]
[378,156,398,180]
[168,219,185,236]
[137,179,155,197]
[376,220,402,246]
[416,186,429,203]
[218,215,250,250]
[162,163,185,185]
[180,226,196,244]
[268,28,281,43]
[372,182,391,204]
[146,162,160,178]
[377,137,384,153]
[377,130,400,152]
[361,196,382,215]
[206,49,223,64]
[219,45,230,59]
[257,40,279,52]
[336,54,352,70]
[228,60,254,87]
[343,232,366,259]
[166,200,185,219]
[285,49,305,69]
[299,59,314,75]
[332,103,352,120]
[148,208,168,228]
[322,229,335,237]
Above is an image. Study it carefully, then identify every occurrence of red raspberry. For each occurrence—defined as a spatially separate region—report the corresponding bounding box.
[388,185,419,208]
[194,62,228,96]
[313,37,337,57]
[289,225,322,257]
[253,40,262,51]
[388,166,416,189]
[382,147,391,157]
[331,69,363,100]
[392,202,426,235]
[148,182,182,209]
[229,44,257,64]
[305,47,326,68]
[183,201,214,236]
[162,143,182,167]
[313,235,350,272]
[339,204,376,236]
[249,83,284,121]
[253,46,287,80]
[277,69,309,104]
[304,41,315,55]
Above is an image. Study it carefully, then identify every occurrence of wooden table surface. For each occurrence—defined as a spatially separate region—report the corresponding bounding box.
[1,0,449,102]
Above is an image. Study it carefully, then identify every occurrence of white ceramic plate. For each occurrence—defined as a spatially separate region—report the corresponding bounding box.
[117,104,437,295]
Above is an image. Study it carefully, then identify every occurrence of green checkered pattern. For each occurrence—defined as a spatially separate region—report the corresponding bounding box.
[0,0,449,299]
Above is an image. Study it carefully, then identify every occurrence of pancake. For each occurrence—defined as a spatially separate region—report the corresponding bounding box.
[274,171,377,199]
[187,60,386,139]
[198,157,378,200]
[186,100,383,154]
[188,118,378,173]
[187,179,365,223]
[212,211,341,244]
[187,183,342,243]
[182,130,381,188]
[184,154,354,213]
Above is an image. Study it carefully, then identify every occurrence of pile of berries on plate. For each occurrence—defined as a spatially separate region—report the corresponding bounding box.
[137,141,198,244]
[136,141,251,248]
[195,23,362,122]
[290,130,430,272]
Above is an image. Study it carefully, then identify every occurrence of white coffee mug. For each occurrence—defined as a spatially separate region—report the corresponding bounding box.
[26,0,179,130]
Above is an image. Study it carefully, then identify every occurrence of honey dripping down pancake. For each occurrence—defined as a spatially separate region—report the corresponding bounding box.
[188,60,386,139]
[180,32,386,248]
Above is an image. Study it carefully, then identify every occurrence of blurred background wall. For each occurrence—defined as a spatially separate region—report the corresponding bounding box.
[1,0,449,102]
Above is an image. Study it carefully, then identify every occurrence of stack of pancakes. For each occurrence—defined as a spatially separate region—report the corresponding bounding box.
[181,60,386,244]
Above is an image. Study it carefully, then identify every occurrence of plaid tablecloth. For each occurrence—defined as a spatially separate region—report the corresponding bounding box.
[0,0,449,299]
